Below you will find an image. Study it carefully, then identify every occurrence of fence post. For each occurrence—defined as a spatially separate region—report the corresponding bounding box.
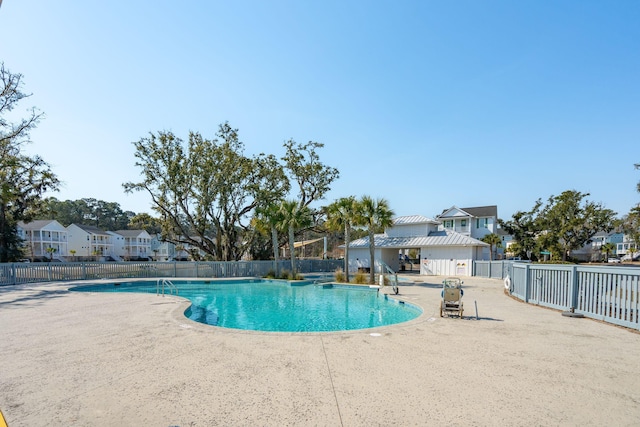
[569,265,578,311]
[524,264,531,303]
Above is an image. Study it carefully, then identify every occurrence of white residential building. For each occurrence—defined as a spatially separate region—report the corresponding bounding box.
[67,224,114,259]
[496,228,513,259]
[109,230,152,260]
[150,235,208,261]
[617,235,639,260]
[17,220,68,260]
[572,231,624,261]
[436,205,498,240]
[150,235,176,261]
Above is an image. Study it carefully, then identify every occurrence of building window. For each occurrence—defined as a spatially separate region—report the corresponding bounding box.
[476,218,488,228]
[444,220,453,228]
[461,219,466,227]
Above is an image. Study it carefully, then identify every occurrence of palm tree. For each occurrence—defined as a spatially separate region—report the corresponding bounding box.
[46,246,57,262]
[325,196,358,282]
[354,196,395,284]
[254,201,285,277]
[601,242,616,262]
[481,233,502,260]
[278,200,313,277]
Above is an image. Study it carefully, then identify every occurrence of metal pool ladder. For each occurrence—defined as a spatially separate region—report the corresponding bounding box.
[156,279,178,296]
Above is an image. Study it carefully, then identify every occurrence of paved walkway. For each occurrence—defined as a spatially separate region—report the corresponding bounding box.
[1,276,639,426]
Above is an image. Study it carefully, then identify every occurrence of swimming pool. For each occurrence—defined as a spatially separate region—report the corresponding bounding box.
[69,279,422,332]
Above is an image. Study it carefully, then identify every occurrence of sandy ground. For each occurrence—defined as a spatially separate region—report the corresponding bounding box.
[1,275,639,427]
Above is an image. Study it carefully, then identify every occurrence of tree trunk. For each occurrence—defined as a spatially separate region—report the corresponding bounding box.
[368,231,375,285]
[0,206,7,263]
[289,226,296,276]
[344,225,350,283]
[271,226,279,277]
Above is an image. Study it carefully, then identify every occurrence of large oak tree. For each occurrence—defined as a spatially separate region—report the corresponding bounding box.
[0,63,59,262]
[124,123,289,261]
[501,190,616,261]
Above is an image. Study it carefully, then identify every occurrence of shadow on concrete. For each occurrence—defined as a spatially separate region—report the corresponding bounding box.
[0,287,70,307]
[398,282,443,289]
[468,316,504,322]
[440,315,504,322]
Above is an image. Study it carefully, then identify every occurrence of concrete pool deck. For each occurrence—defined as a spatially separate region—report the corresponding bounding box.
[1,276,639,426]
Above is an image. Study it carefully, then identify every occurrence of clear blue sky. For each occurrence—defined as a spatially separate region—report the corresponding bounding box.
[1,1,639,221]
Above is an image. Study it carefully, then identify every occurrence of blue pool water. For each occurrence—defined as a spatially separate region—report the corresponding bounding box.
[69,279,422,332]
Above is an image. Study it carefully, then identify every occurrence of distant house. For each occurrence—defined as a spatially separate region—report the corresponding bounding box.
[150,235,176,261]
[346,215,489,277]
[67,224,114,260]
[178,236,210,260]
[108,230,152,260]
[17,220,68,260]
[617,234,639,261]
[150,235,208,261]
[436,205,498,241]
[496,228,513,259]
[572,231,624,261]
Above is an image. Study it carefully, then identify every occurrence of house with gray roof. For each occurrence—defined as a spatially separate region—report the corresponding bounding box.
[347,214,489,276]
[17,220,68,261]
[436,205,498,240]
[67,223,114,260]
[108,230,152,260]
[150,234,176,261]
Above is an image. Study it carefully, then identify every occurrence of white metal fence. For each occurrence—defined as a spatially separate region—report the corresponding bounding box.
[474,261,640,331]
[0,259,343,286]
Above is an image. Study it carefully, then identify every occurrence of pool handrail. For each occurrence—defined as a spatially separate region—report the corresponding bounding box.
[156,278,178,296]
[378,261,399,294]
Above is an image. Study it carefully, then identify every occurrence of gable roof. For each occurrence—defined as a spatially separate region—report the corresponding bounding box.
[346,230,488,249]
[461,205,497,218]
[496,228,510,236]
[438,205,497,219]
[112,230,149,238]
[70,223,109,235]
[18,220,61,230]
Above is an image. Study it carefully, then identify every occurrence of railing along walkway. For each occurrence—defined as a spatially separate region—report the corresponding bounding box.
[474,261,640,331]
